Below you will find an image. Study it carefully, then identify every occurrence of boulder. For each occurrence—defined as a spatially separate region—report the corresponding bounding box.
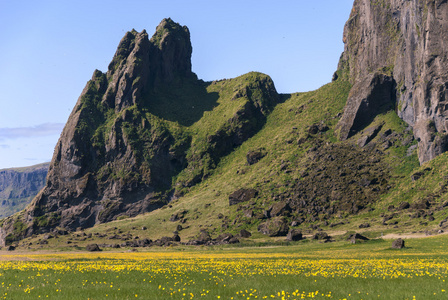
[391,238,405,249]
[269,201,291,217]
[313,232,331,241]
[286,229,303,241]
[348,233,369,244]
[308,122,329,135]
[358,223,371,229]
[229,188,258,206]
[172,234,181,242]
[257,217,289,237]
[398,202,410,210]
[239,229,252,238]
[86,244,101,252]
[169,210,188,222]
[246,149,265,165]
[228,237,240,244]
[197,230,211,242]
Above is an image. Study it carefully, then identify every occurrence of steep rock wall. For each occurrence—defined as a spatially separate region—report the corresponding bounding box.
[337,0,448,163]
[0,18,280,245]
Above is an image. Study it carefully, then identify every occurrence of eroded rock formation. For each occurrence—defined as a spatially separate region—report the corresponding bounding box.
[337,0,448,163]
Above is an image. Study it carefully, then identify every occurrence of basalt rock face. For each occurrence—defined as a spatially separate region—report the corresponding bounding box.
[26,19,197,232]
[0,18,279,244]
[337,0,448,164]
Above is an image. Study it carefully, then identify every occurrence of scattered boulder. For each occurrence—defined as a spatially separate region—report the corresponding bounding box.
[239,229,252,238]
[308,122,329,135]
[216,233,234,244]
[357,124,383,147]
[172,234,181,242]
[398,202,410,210]
[258,217,289,237]
[243,209,254,218]
[229,188,258,206]
[286,229,303,241]
[348,233,369,244]
[358,223,371,229]
[411,200,430,210]
[229,237,240,244]
[313,232,331,241]
[269,201,291,217]
[86,244,101,252]
[391,238,405,249]
[246,149,266,165]
[411,172,424,181]
[197,230,211,242]
[169,210,188,222]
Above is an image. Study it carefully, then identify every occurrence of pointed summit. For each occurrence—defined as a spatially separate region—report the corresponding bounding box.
[149,18,194,84]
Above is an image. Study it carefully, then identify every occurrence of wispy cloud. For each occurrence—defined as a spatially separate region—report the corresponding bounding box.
[0,123,64,140]
[0,144,10,149]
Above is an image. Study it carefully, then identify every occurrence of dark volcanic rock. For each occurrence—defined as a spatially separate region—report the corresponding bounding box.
[239,229,252,238]
[246,149,266,165]
[0,17,280,246]
[229,188,258,206]
[258,217,289,237]
[338,0,448,164]
[86,244,101,252]
[269,202,291,217]
[391,238,405,249]
[169,210,188,222]
[313,232,331,241]
[337,73,395,140]
[286,229,303,241]
[288,142,390,217]
[398,202,410,210]
[348,233,369,244]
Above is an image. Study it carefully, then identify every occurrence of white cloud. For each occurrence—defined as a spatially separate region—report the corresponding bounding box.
[0,123,64,141]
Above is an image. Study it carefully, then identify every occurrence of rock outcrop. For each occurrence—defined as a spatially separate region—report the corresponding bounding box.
[0,18,280,245]
[0,163,49,218]
[337,0,448,164]
[26,19,196,232]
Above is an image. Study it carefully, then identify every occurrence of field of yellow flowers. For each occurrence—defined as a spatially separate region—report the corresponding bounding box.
[1,237,448,299]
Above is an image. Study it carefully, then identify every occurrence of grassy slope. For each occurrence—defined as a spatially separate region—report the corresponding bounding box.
[12,71,448,248]
[94,73,436,242]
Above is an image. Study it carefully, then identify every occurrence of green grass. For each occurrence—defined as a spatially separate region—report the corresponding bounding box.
[2,236,448,299]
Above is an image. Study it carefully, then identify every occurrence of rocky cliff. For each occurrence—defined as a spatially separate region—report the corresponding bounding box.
[0,18,280,244]
[337,0,448,164]
[4,2,447,246]
[0,163,48,218]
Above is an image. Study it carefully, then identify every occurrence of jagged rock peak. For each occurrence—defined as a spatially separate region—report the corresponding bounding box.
[336,0,448,164]
[102,19,195,111]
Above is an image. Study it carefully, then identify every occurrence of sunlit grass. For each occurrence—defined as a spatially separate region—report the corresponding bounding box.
[1,237,448,299]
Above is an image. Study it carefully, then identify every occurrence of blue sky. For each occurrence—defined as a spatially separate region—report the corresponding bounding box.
[0,0,354,169]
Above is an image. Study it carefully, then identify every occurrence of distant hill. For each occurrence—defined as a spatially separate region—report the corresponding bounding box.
[0,163,49,218]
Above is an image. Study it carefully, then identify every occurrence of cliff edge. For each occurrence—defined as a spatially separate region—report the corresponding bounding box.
[336,0,448,164]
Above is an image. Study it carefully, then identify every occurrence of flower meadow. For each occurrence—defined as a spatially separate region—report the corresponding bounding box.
[0,242,448,299]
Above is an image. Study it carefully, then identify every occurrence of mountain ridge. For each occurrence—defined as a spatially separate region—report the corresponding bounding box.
[0,163,49,219]
[2,2,448,248]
